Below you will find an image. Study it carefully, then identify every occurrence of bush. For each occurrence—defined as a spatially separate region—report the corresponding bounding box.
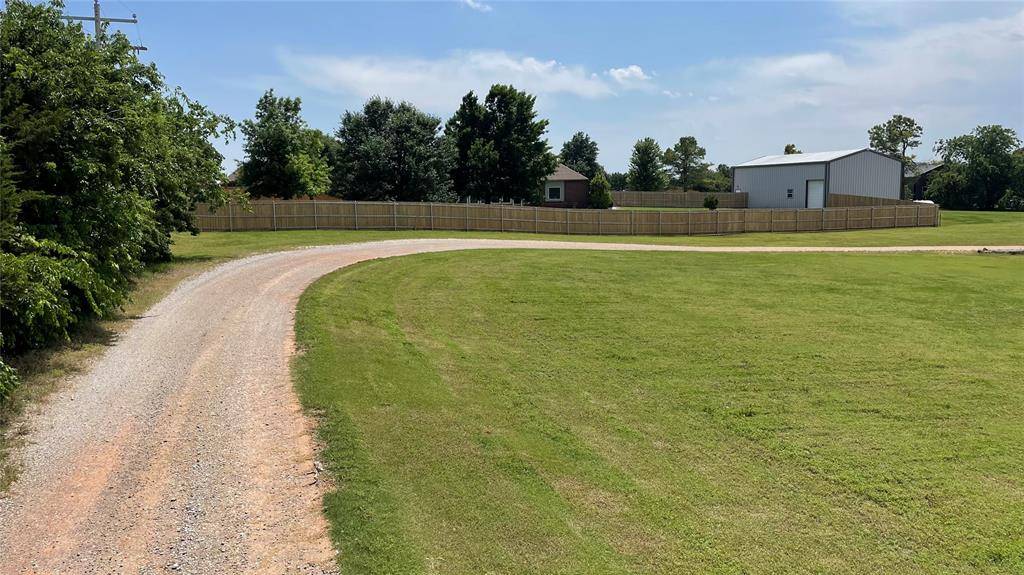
[0,358,17,404]
[0,240,116,354]
[703,194,719,210]
[588,172,613,209]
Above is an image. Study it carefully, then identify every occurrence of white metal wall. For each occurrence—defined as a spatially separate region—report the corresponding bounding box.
[828,151,901,200]
[733,163,826,208]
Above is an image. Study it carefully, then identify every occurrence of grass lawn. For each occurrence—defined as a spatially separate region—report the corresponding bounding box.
[294,249,1024,574]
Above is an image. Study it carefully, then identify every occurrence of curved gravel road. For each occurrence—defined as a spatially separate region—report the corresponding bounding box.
[0,239,1018,574]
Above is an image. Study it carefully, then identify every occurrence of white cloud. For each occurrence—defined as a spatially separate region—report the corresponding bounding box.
[662,90,682,99]
[656,9,1024,163]
[460,0,492,13]
[278,49,616,111]
[606,64,653,89]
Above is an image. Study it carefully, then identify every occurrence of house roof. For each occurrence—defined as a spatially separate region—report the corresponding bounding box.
[547,163,589,181]
[734,148,870,168]
[905,161,944,178]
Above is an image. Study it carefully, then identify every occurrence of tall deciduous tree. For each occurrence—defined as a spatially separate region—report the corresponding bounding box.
[784,144,801,155]
[868,114,923,167]
[0,0,232,370]
[927,125,1024,210]
[331,97,454,202]
[240,90,329,199]
[663,136,709,190]
[627,138,668,191]
[559,132,603,180]
[445,85,557,203]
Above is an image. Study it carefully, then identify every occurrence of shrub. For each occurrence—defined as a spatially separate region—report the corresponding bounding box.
[703,194,719,210]
[588,172,613,209]
[0,358,17,404]
[0,240,116,354]
[997,188,1024,211]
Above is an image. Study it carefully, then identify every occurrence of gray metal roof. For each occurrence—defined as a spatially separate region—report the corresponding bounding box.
[905,161,944,178]
[734,148,867,167]
[547,163,589,181]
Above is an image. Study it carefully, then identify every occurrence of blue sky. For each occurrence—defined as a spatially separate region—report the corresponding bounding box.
[66,1,1024,172]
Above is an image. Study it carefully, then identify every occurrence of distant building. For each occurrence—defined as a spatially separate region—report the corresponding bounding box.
[542,164,590,208]
[732,148,902,208]
[904,162,945,200]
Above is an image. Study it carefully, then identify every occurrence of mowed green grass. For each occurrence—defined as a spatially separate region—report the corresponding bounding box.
[294,249,1024,574]
[171,210,1022,259]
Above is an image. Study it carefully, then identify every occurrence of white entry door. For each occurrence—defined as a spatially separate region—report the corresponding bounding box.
[806,180,825,208]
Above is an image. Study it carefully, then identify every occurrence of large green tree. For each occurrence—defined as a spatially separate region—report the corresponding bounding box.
[559,132,603,179]
[784,144,801,155]
[663,136,709,190]
[927,125,1024,210]
[331,97,454,202]
[445,85,557,204]
[868,114,923,167]
[607,172,628,190]
[239,90,329,199]
[627,138,668,191]
[0,0,232,383]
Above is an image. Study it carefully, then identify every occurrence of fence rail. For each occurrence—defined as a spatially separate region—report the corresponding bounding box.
[193,200,940,236]
[612,190,748,208]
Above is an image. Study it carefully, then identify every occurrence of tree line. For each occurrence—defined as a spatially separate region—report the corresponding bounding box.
[1,1,233,396]
[236,88,620,208]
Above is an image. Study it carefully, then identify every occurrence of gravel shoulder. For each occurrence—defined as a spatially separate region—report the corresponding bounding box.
[0,239,1019,574]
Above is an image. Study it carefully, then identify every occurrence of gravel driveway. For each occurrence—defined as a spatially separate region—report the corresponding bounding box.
[0,239,1017,574]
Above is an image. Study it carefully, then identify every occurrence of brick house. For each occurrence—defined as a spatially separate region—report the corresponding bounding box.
[541,164,590,208]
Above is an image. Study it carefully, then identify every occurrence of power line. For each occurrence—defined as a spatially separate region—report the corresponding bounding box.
[64,0,147,52]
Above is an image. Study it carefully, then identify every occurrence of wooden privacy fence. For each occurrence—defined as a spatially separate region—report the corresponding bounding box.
[193,200,939,236]
[826,193,919,207]
[612,190,748,208]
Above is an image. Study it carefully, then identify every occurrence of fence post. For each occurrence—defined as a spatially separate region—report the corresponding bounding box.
[429,203,435,230]
[770,209,774,232]
[740,209,746,233]
[313,199,319,230]
[915,204,921,227]
[465,204,470,231]
[534,206,539,233]
[821,208,825,231]
[566,210,570,235]
[658,210,662,235]
[272,200,277,231]
[597,209,602,235]
[354,201,359,230]
[715,209,720,234]
[893,206,897,228]
[393,202,398,230]
[844,207,849,230]
[228,202,234,232]
[500,204,504,232]
[687,212,692,235]
[869,206,874,228]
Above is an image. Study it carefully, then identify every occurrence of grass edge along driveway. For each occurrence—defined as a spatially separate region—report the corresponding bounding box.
[293,248,1024,574]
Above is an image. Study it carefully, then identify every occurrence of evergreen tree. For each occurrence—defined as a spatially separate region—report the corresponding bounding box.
[627,138,667,190]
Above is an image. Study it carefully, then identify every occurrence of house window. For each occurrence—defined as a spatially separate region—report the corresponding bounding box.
[546,183,563,201]
[787,188,794,198]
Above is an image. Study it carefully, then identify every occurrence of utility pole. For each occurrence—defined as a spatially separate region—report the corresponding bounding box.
[64,0,147,52]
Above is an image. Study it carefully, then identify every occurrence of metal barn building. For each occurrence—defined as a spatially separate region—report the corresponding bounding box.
[732,149,902,208]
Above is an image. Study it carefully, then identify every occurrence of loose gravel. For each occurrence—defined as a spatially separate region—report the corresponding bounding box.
[1,239,1018,574]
